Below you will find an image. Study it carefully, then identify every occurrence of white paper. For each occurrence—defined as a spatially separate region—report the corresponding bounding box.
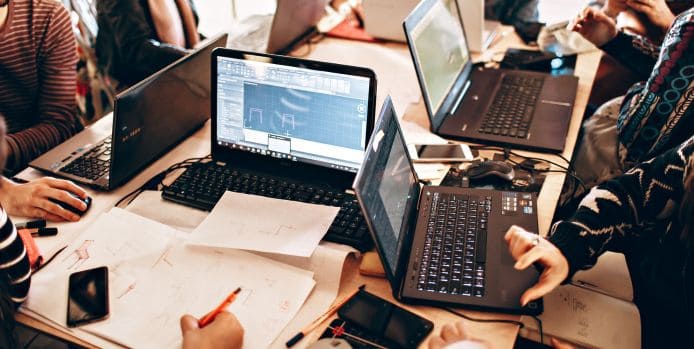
[190,191,339,257]
[24,208,316,349]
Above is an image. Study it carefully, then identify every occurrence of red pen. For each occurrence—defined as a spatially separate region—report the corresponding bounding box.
[198,287,241,328]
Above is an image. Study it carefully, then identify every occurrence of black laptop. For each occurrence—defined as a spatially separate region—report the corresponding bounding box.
[403,0,578,153]
[354,96,542,314]
[161,48,378,251]
[29,33,228,190]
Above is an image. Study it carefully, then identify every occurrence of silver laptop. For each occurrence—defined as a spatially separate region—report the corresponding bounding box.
[229,0,328,54]
[362,0,420,42]
[29,34,228,190]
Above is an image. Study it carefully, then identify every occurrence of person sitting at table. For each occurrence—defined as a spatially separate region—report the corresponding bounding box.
[507,135,694,348]
[96,0,203,87]
[559,5,694,208]
[0,0,84,174]
[485,0,540,27]
[0,115,244,348]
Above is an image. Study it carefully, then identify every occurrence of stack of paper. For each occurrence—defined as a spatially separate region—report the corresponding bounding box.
[24,208,316,348]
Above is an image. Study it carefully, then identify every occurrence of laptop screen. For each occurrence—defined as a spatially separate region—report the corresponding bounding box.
[354,97,419,275]
[408,0,470,115]
[214,55,371,173]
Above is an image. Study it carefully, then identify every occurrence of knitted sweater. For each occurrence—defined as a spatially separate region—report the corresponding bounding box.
[550,135,694,324]
[601,8,694,168]
[0,0,82,172]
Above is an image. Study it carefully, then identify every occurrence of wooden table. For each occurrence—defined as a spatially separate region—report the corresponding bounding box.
[15,27,600,349]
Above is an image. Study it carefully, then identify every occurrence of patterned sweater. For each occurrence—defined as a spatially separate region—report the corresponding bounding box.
[0,0,82,172]
[550,135,693,322]
[600,8,694,168]
[0,210,30,306]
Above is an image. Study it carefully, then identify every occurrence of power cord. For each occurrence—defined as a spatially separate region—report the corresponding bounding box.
[441,307,525,328]
[531,315,544,345]
[114,155,211,207]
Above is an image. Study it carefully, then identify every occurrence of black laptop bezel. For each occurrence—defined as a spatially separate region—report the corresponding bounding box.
[403,0,474,133]
[353,96,420,295]
[210,48,378,189]
[107,33,228,190]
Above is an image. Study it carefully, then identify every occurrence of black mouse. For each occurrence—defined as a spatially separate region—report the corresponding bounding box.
[50,193,92,216]
[465,160,515,181]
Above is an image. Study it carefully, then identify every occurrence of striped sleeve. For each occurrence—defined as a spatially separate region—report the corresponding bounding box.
[5,1,81,171]
[0,210,31,306]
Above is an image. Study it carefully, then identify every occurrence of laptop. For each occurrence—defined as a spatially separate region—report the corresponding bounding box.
[458,0,501,52]
[404,0,578,153]
[29,33,229,190]
[229,0,328,54]
[362,0,420,42]
[161,48,378,251]
[354,96,542,314]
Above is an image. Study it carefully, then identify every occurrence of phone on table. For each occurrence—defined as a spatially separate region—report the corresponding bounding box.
[337,289,433,349]
[67,266,110,327]
[408,143,476,163]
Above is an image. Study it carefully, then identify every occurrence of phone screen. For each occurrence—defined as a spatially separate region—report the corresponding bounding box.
[414,144,473,162]
[67,266,109,327]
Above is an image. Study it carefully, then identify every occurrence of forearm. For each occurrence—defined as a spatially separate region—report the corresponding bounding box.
[601,31,658,77]
[551,137,693,277]
[0,209,31,306]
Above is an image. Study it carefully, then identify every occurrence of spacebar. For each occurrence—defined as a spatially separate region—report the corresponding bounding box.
[475,229,487,264]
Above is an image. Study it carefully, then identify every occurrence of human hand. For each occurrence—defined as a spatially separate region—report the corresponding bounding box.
[626,0,676,36]
[0,177,88,222]
[602,0,628,17]
[180,312,244,349]
[428,321,489,349]
[504,225,569,306]
[570,7,618,47]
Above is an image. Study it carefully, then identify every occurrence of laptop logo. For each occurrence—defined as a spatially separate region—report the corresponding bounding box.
[372,130,384,153]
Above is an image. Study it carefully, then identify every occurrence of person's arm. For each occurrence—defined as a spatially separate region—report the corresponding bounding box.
[0,210,31,307]
[97,0,189,83]
[4,4,81,172]
[600,30,659,76]
[550,136,694,279]
[615,9,694,166]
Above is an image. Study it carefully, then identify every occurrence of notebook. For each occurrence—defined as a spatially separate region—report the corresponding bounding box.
[29,33,228,190]
[362,0,420,42]
[403,0,578,153]
[353,96,542,314]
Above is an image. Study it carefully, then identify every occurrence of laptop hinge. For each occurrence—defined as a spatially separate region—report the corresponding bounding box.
[449,80,471,115]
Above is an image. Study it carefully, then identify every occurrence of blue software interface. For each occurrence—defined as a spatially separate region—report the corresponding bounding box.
[216,56,371,172]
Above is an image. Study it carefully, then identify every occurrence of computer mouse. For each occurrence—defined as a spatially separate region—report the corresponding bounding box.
[50,193,92,216]
[465,160,515,181]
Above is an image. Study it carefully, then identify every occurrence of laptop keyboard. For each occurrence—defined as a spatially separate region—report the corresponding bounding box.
[418,192,490,297]
[478,75,544,139]
[162,161,373,252]
[61,136,112,181]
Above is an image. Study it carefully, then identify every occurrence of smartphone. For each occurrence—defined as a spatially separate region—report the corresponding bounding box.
[338,290,433,349]
[409,143,475,163]
[67,266,110,327]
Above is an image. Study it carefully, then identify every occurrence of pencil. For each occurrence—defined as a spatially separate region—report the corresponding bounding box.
[198,287,242,328]
[285,284,365,348]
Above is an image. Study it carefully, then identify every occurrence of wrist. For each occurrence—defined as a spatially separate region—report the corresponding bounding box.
[602,6,620,18]
[0,177,16,207]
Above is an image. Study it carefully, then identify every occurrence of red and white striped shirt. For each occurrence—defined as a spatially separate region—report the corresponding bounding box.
[0,0,81,172]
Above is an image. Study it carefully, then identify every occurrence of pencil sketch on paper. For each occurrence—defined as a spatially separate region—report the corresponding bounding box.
[62,240,94,270]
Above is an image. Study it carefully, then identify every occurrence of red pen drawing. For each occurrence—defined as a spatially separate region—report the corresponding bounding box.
[63,240,94,270]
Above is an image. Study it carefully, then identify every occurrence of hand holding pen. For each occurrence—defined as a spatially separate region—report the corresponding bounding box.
[180,287,244,349]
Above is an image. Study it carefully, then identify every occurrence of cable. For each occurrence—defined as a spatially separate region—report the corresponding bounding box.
[530,315,544,345]
[114,155,211,207]
[441,307,525,329]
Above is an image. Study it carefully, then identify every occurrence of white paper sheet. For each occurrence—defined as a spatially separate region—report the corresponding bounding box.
[24,209,316,349]
[189,191,339,257]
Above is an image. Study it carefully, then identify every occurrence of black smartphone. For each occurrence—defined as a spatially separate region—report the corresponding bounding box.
[67,266,110,327]
[514,21,545,45]
[338,290,433,349]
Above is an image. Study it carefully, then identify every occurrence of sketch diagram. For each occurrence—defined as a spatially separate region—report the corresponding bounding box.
[242,83,364,150]
[62,240,94,270]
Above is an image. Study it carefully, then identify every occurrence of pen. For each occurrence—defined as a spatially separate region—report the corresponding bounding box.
[15,219,47,230]
[27,227,59,237]
[285,284,365,348]
[198,287,242,328]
